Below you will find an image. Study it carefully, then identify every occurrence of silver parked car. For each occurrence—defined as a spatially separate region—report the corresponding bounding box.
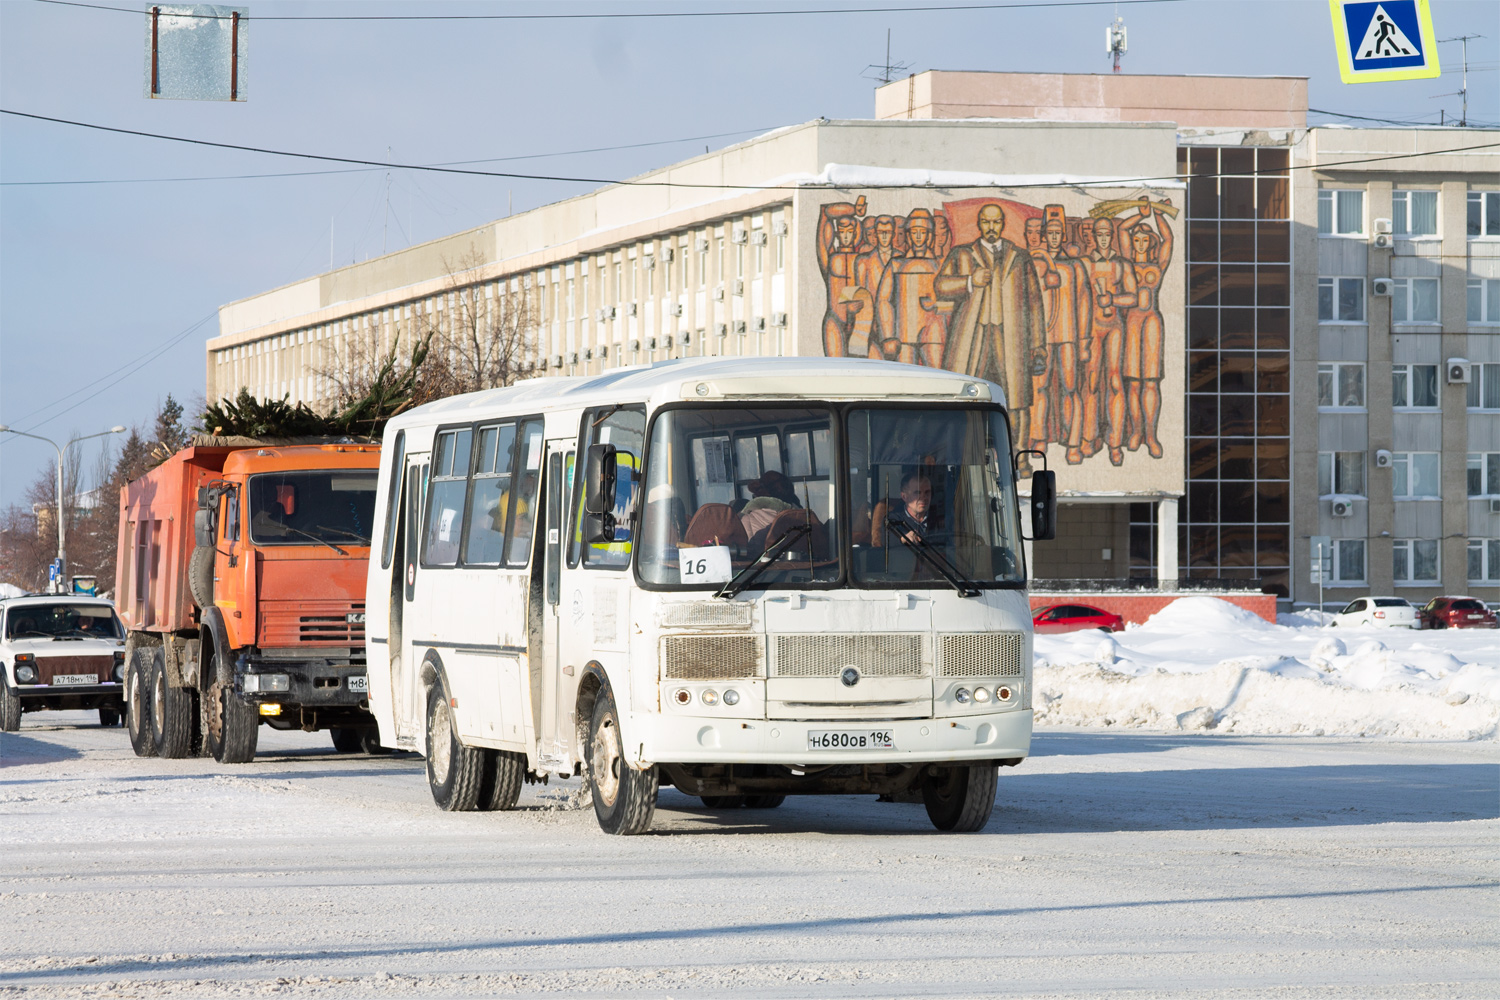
[1330,596,1419,629]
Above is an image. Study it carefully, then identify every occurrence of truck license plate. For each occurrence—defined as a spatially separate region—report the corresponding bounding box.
[347,675,368,692]
[807,729,895,751]
[52,674,96,686]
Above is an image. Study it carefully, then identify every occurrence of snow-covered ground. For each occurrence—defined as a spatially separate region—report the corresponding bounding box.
[1035,597,1500,740]
[2,716,1496,998]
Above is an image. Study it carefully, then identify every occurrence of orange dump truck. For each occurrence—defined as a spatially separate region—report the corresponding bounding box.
[116,440,381,762]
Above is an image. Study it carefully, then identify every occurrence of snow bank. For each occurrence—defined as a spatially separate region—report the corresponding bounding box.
[0,583,25,599]
[1035,597,1500,739]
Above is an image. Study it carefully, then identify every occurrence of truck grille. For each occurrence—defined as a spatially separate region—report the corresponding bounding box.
[773,634,925,678]
[260,601,365,646]
[661,635,763,679]
[939,632,1025,677]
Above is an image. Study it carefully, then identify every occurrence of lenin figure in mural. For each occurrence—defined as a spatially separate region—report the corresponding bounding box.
[935,203,1046,458]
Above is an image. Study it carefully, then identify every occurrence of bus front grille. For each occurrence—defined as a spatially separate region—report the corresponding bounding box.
[658,601,754,629]
[773,634,925,678]
[662,635,764,679]
[939,632,1026,677]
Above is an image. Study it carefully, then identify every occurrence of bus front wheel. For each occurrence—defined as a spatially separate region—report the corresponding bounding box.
[922,764,997,833]
[587,685,657,836]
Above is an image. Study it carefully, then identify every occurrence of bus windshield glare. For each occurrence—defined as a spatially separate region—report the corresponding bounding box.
[637,405,1024,590]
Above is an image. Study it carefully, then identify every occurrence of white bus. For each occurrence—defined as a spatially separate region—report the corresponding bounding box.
[364,357,1054,835]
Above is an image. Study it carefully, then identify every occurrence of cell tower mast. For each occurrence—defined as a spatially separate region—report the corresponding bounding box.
[1106,16,1127,74]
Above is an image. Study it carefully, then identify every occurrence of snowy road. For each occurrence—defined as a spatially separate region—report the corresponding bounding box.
[2,714,1496,998]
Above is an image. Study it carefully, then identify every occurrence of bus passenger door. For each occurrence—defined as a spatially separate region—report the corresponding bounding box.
[393,455,428,745]
[537,443,574,763]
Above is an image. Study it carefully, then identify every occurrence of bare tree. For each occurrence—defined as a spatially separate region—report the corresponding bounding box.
[416,251,539,398]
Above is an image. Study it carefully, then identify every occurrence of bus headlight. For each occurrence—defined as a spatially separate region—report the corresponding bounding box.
[954,687,971,704]
[721,689,740,706]
[673,688,692,706]
[700,689,719,706]
[996,686,1013,702]
[973,686,991,703]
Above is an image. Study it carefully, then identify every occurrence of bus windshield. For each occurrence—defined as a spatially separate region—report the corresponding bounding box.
[637,406,839,589]
[249,470,378,547]
[847,407,1024,588]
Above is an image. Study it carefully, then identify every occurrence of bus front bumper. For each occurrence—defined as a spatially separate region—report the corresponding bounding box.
[635,709,1032,767]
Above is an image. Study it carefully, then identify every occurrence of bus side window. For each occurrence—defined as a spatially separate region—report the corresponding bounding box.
[506,420,545,567]
[573,405,645,570]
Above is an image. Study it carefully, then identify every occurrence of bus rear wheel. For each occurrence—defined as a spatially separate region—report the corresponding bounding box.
[922,764,997,833]
[425,683,485,811]
[478,749,526,811]
[587,685,657,836]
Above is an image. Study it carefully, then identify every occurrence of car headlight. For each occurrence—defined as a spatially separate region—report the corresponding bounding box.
[15,663,37,684]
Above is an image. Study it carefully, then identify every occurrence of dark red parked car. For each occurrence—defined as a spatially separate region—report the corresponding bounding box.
[1418,596,1498,629]
[1032,604,1125,634]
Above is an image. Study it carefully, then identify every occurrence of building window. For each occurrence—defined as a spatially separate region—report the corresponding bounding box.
[1469,191,1500,238]
[1469,539,1500,582]
[1392,190,1438,237]
[1318,451,1366,497]
[1469,279,1500,324]
[1392,277,1440,324]
[1466,453,1500,496]
[1392,364,1439,408]
[1333,539,1366,584]
[1318,277,1365,322]
[1393,539,1439,584]
[1392,452,1440,499]
[1317,362,1365,408]
[1467,365,1500,410]
[776,229,786,271]
[1318,189,1364,236]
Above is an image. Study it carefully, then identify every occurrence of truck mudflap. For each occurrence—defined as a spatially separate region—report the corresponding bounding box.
[232,651,372,730]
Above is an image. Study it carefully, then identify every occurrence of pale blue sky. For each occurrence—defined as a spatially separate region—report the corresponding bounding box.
[2,0,1495,506]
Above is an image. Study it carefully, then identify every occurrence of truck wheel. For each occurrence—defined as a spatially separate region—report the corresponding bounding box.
[98,708,121,728]
[425,683,485,811]
[700,796,745,809]
[149,648,194,759]
[743,795,786,809]
[360,729,393,755]
[204,652,258,764]
[330,727,362,753]
[187,545,215,609]
[587,684,658,836]
[922,764,998,833]
[126,649,156,757]
[0,676,20,732]
[478,749,526,811]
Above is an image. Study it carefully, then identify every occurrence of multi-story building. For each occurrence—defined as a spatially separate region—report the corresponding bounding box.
[207,71,1498,609]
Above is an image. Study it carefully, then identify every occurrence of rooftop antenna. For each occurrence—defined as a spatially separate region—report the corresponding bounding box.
[1106,16,1128,74]
[862,29,911,85]
[1436,33,1482,126]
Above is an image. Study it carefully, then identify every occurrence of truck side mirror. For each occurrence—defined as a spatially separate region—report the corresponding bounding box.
[583,444,618,543]
[194,507,217,548]
[197,487,213,509]
[1030,469,1057,541]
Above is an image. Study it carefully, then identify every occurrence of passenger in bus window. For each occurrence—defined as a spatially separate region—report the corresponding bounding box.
[506,473,539,563]
[739,471,801,540]
[871,472,943,547]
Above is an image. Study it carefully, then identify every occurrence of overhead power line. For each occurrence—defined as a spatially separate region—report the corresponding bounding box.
[33,0,1186,21]
[5,108,1500,193]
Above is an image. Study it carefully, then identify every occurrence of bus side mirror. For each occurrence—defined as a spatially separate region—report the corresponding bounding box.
[1030,470,1056,541]
[583,444,618,543]
[194,507,217,547]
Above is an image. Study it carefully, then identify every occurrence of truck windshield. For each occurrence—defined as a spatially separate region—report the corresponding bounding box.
[5,604,122,639]
[637,406,839,589]
[847,407,1024,588]
[249,471,378,547]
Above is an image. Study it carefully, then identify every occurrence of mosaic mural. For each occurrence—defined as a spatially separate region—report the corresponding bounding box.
[818,195,1178,467]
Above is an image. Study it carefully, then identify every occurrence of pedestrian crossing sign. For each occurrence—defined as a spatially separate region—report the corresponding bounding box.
[1329,0,1440,83]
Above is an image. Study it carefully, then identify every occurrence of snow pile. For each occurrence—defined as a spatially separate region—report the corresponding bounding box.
[1034,597,1500,739]
[0,583,25,599]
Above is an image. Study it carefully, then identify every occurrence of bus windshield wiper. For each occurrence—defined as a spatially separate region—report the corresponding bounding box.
[716,524,812,600]
[884,516,980,598]
[279,524,348,555]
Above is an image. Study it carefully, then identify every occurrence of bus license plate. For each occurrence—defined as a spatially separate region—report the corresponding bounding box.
[52,674,96,686]
[807,730,894,751]
[347,675,368,692]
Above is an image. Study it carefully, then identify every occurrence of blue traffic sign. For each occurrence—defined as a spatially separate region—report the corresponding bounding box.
[1329,0,1440,84]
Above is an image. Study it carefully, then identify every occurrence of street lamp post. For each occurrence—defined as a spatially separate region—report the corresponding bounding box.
[0,424,126,593]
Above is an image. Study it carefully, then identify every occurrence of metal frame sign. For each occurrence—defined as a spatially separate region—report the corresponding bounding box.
[1329,0,1440,84]
[144,4,249,101]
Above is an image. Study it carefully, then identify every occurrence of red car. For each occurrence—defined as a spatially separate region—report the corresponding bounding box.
[1033,604,1125,634]
[1418,596,1498,629]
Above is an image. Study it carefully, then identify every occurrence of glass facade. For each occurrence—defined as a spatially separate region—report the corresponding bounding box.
[1179,145,1292,596]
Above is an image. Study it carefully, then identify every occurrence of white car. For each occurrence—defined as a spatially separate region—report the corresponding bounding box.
[0,594,127,730]
[1330,596,1419,629]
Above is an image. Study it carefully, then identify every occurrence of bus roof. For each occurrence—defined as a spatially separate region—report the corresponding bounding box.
[389,357,1003,430]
